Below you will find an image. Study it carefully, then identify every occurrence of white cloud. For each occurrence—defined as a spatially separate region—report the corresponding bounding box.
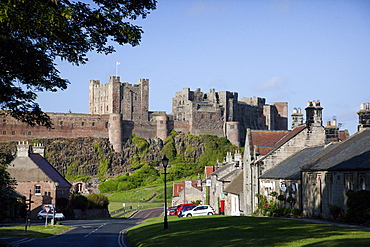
[255,76,287,92]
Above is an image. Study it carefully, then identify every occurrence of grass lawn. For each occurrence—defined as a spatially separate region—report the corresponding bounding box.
[0,225,72,239]
[126,215,370,247]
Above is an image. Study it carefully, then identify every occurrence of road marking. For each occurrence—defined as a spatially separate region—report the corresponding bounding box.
[11,238,35,246]
[118,229,129,247]
[83,223,106,238]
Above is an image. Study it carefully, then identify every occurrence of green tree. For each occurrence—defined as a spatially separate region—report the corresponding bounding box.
[0,0,156,127]
[0,153,18,221]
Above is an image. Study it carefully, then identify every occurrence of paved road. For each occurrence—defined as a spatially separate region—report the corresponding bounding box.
[1,208,163,247]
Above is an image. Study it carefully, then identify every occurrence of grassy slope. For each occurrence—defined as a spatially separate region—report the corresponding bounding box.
[127,215,370,247]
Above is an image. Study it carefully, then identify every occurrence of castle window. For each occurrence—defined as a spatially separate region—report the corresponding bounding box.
[2,119,6,124]
[28,131,31,135]
[12,131,15,135]
[113,117,116,120]
[81,122,84,126]
[230,125,234,129]
[160,121,163,124]
[105,122,109,128]
[2,131,6,135]
[60,121,63,126]
[106,106,109,111]
[34,185,41,195]
[92,122,95,127]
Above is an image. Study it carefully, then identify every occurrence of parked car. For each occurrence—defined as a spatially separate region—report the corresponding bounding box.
[175,204,197,216]
[167,206,177,216]
[178,204,197,218]
[37,210,65,220]
[182,205,214,217]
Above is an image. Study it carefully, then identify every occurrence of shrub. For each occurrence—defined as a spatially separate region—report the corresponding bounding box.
[329,205,343,220]
[86,194,109,209]
[70,194,88,210]
[345,190,370,224]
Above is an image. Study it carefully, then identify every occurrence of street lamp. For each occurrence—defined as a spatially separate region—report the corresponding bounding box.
[162,155,169,230]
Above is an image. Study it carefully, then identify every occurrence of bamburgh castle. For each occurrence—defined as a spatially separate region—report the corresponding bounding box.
[1,76,290,152]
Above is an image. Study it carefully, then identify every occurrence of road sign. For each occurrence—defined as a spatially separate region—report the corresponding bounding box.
[44,206,51,214]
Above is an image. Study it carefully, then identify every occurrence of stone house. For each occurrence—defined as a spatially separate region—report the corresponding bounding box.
[221,102,369,220]
[172,179,203,206]
[301,128,370,219]
[241,101,348,215]
[7,142,71,218]
[259,144,337,211]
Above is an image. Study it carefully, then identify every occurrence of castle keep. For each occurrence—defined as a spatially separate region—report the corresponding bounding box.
[1,76,288,151]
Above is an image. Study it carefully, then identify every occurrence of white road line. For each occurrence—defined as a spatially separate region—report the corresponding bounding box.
[12,237,35,246]
[83,223,106,238]
[118,230,129,247]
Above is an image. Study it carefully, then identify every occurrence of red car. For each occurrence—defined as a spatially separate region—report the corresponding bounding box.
[167,206,177,216]
[175,204,197,216]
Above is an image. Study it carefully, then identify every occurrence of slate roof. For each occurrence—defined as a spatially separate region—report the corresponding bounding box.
[301,129,370,171]
[260,144,338,180]
[29,153,71,188]
[218,169,242,182]
[211,162,236,176]
[224,172,243,194]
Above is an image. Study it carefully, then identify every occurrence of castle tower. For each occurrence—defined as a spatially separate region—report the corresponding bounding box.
[121,78,149,121]
[89,76,121,115]
[108,113,123,152]
[358,102,370,131]
[291,108,304,129]
[138,79,149,121]
[226,121,240,147]
[156,115,168,140]
[305,101,323,128]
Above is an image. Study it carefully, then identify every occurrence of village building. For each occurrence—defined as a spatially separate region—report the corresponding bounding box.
[7,142,71,218]
[218,102,368,219]
[301,128,370,219]
[172,179,203,206]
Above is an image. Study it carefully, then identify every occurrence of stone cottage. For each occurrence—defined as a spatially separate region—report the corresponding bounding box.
[7,142,71,218]
[301,128,370,219]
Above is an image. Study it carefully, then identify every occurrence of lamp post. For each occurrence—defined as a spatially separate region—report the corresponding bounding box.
[162,155,169,230]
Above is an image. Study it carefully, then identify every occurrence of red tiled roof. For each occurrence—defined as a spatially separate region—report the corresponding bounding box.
[250,130,291,155]
[172,180,202,197]
[173,183,183,197]
[204,166,217,178]
[274,125,306,148]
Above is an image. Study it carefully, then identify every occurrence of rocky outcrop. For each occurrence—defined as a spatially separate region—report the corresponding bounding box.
[0,134,206,179]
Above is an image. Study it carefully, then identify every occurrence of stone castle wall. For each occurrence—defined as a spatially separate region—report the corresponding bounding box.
[0,113,110,143]
[1,76,290,151]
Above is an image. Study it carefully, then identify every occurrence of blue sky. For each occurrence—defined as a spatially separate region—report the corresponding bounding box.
[36,0,370,135]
